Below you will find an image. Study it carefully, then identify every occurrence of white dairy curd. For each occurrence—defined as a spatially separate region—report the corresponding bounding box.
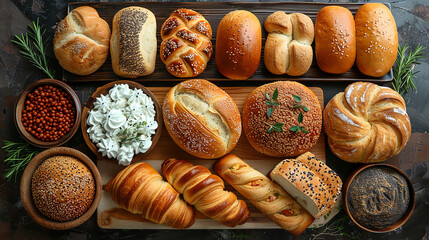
[87,84,158,165]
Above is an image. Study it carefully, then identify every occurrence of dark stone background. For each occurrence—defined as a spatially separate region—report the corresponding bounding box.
[0,0,428,239]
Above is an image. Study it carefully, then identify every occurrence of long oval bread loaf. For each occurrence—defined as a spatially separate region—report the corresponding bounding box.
[161,158,249,227]
[110,7,157,78]
[103,162,195,229]
[214,154,314,236]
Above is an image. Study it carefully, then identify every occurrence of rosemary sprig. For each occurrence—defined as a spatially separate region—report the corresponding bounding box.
[391,44,425,95]
[311,216,357,240]
[2,140,41,182]
[11,18,55,79]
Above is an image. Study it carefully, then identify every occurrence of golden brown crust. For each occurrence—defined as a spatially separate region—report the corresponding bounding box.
[263,12,314,76]
[323,82,411,163]
[31,155,95,222]
[356,3,398,77]
[315,6,356,74]
[214,154,314,235]
[242,81,322,157]
[110,7,157,78]
[163,79,241,159]
[161,158,249,227]
[103,162,195,229]
[160,9,213,78]
[215,10,261,80]
[54,6,110,76]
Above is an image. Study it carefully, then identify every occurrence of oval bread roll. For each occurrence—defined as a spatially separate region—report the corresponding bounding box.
[264,11,314,76]
[110,7,157,78]
[315,6,356,74]
[163,79,241,159]
[215,10,262,80]
[54,6,110,76]
[355,3,398,77]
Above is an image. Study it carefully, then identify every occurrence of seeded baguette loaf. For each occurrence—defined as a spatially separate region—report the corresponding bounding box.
[355,3,398,77]
[104,162,195,228]
[315,6,356,74]
[162,158,249,227]
[214,154,314,235]
[54,6,110,76]
[270,152,342,219]
[110,7,157,78]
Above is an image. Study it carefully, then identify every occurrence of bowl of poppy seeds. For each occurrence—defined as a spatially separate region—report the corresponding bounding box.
[20,147,101,230]
[343,164,415,233]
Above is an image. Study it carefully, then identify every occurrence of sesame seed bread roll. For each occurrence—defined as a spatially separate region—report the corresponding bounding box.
[315,6,356,74]
[163,79,241,159]
[242,81,322,157]
[54,6,110,76]
[31,155,95,222]
[110,7,157,78]
[104,162,195,228]
[214,154,314,235]
[355,3,398,77]
[270,152,342,219]
[215,10,262,80]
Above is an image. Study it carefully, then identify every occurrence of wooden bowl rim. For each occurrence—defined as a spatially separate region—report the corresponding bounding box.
[14,79,82,148]
[20,147,102,230]
[342,163,416,233]
[81,80,163,163]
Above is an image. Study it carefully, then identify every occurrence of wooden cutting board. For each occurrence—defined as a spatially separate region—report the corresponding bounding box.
[65,2,393,82]
[97,86,325,229]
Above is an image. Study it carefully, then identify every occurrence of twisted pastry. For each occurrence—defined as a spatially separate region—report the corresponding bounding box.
[161,158,249,227]
[214,154,314,236]
[324,82,411,163]
[103,162,195,228]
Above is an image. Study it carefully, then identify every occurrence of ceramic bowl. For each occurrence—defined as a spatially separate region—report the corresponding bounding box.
[14,79,81,148]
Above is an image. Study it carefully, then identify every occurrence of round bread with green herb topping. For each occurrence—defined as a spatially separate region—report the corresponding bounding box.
[242,81,322,157]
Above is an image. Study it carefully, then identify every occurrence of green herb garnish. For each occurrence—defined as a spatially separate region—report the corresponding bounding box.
[11,18,55,79]
[391,44,425,95]
[2,140,41,182]
[266,88,279,118]
[311,216,358,240]
[265,122,284,133]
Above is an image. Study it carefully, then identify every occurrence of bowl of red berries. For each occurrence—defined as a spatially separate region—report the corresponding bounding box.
[14,79,81,148]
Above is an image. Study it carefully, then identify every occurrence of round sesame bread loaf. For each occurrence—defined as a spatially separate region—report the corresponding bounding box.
[242,81,322,157]
[270,152,342,219]
[31,155,95,222]
[163,79,241,159]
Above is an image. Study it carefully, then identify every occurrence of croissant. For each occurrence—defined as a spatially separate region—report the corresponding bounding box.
[324,82,411,163]
[214,154,314,236]
[161,158,249,227]
[103,162,195,228]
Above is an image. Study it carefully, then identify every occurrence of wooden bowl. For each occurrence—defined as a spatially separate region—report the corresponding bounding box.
[81,80,163,163]
[14,79,82,148]
[343,164,415,233]
[20,147,101,230]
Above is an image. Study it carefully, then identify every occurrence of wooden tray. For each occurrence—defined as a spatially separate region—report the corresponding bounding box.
[97,86,326,229]
[65,2,393,83]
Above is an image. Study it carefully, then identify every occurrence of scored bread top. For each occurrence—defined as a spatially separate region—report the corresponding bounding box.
[163,79,241,159]
[242,81,322,157]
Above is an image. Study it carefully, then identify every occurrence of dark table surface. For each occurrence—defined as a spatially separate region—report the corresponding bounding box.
[1,0,428,239]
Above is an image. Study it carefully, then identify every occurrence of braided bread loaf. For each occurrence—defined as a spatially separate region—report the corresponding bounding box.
[160,9,213,78]
[161,158,249,227]
[324,82,411,163]
[214,154,314,236]
[263,11,314,76]
[103,162,195,228]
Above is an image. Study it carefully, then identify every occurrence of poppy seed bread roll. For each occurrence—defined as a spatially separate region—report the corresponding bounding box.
[163,79,241,159]
[110,7,157,78]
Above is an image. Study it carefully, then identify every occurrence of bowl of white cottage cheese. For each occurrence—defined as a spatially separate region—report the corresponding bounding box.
[81,81,162,166]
